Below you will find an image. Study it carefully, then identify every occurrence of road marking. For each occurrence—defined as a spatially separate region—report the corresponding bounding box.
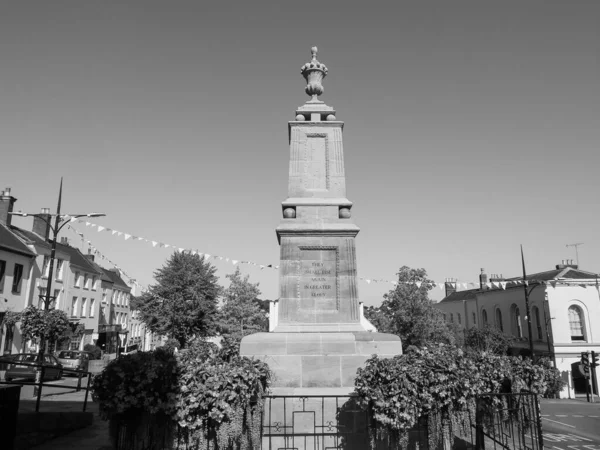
[544,433,592,442]
[543,418,576,428]
[589,416,599,418]
[573,415,584,418]
[557,415,568,417]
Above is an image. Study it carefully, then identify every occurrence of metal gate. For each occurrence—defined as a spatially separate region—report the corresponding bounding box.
[474,392,543,450]
[261,395,368,450]
[260,392,543,450]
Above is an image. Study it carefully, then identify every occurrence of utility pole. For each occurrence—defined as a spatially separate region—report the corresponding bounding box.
[566,243,584,266]
[521,246,535,361]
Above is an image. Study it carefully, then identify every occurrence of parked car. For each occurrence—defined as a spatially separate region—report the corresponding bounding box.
[4,353,63,382]
[56,350,91,375]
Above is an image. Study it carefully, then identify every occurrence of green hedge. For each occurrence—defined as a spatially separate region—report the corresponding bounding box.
[92,338,270,449]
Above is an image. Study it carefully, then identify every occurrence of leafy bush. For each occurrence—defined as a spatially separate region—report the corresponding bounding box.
[84,344,102,360]
[355,345,563,449]
[92,339,270,449]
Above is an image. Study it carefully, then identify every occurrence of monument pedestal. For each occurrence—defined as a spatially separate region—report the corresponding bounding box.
[241,331,401,391]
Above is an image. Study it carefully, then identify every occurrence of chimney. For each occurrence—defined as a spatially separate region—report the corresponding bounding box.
[556,259,578,270]
[60,237,69,245]
[85,248,95,262]
[0,187,17,226]
[32,208,51,240]
[490,273,504,282]
[444,278,457,298]
[479,268,488,289]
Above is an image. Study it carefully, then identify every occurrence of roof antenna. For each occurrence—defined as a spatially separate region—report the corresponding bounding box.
[566,243,584,266]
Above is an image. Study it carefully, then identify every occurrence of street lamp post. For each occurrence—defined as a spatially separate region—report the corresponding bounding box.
[9,178,105,397]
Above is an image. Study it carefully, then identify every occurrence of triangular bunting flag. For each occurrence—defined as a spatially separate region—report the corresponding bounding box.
[85,222,91,227]
[152,241,157,247]
[365,279,371,284]
[500,282,507,290]
[232,260,238,265]
[97,226,105,232]
[124,234,131,240]
[415,281,422,288]
[70,217,78,223]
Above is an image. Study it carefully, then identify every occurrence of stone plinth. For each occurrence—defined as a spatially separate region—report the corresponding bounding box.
[240,332,402,389]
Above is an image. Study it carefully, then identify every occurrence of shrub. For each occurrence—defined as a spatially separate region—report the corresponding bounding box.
[355,345,561,449]
[92,339,270,449]
[84,344,102,360]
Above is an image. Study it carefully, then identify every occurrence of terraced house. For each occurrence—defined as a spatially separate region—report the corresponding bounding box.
[0,187,137,355]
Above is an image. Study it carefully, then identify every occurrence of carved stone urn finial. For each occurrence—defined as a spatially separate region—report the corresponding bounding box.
[301,46,328,102]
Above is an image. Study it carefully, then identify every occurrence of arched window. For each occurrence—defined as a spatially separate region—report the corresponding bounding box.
[450,313,454,323]
[472,312,477,326]
[457,313,462,325]
[495,309,503,332]
[532,306,543,339]
[511,304,523,338]
[482,309,488,326]
[568,305,586,341]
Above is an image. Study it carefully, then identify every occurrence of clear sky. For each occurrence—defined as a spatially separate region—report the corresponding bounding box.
[1,1,599,304]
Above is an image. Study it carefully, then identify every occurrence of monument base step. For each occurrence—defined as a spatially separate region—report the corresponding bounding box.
[240,332,402,389]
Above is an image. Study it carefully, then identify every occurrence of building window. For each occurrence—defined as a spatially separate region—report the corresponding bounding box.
[81,298,87,317]
[75,272,81,287]
[89,298,95,317]
[83,274,89,289]
[111,291,116,305]
[450,313,454,323]
[457,313,462,325]
[12,263,24,294]
[511,304,523,338]
[568,305,586,341]
[70,334,82,350]
[3,324,14,353]
[39,288,47,309]
[55,259,64,281]
[71,297,78,317]
[495,309,503,332]
[443,314,446,321]
[0,259,6,292]
[92,276,98,291]
[53,289,61,310]
[42,256,50,278]
[102,289,107,304]
[482,309,488,326]
[472,312,477,326]
[532,306,543,340]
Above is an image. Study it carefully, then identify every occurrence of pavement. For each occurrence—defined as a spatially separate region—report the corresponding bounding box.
[11,378,111,450]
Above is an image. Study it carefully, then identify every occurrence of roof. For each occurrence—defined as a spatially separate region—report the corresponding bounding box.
[440,266,600,303]
[55,242,103,274]
[438,289,478,304]
[0,223,36,257]
[9,227,51,249]
[505,267,599,282]
[101,268,130,291]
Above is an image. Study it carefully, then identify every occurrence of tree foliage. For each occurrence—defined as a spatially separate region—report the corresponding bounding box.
[131,252,221,349]
[217,267,267,338]
[364,266,457,350]
[464,325,515,355]
[18,305,70,346]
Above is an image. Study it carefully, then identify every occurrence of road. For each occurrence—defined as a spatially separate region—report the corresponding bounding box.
[541,398,600,448]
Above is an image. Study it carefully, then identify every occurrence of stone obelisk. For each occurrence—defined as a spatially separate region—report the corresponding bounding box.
[240,48,402,392]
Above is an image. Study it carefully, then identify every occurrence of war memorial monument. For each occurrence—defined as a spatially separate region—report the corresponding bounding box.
[240,48,402,392]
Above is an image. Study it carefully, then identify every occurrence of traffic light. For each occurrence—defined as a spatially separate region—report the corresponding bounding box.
[581,352,590,376]
[592,351,599,368]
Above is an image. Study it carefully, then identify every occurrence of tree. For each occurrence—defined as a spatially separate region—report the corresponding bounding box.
[131,252,221,349]
[464,325,515,355]
[364,266,457,350]
[217,267,268,338]
[3,306,71,356]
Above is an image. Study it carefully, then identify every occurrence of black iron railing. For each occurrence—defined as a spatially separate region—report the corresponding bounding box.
[0,356,93,412]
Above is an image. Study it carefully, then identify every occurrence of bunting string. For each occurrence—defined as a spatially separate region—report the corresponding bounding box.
[65,218,600,292]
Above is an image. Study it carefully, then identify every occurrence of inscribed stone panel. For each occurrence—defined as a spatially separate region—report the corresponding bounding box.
[298,247,338,311]
[303,135,327,190]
